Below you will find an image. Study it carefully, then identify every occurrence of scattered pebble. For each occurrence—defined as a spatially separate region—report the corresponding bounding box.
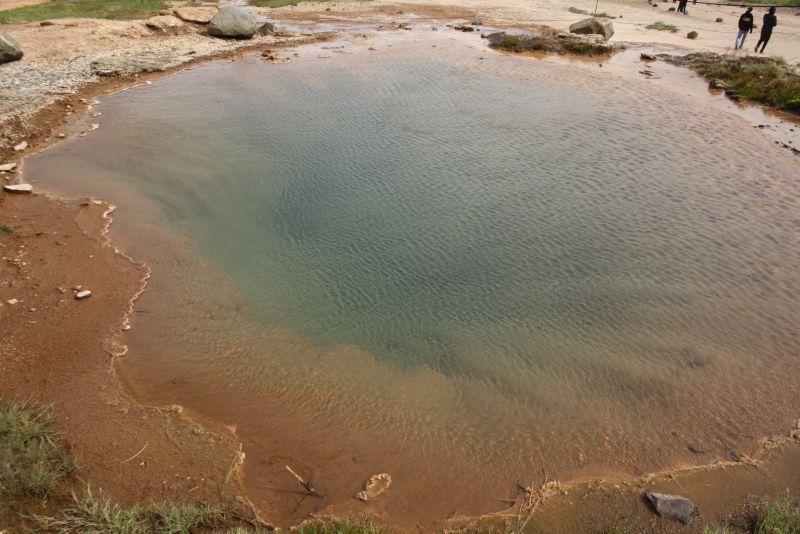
[6,298,19,305]
[3,183,33,193]
[75,290,92,300]
[0,163,16,172]
[13,141,28,151]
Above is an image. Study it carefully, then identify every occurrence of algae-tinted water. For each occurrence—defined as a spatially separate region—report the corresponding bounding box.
[26,35,800,526]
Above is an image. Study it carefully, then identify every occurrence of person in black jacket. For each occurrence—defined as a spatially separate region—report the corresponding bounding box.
[755,7,778,53]
[677,0,688,14]
[735,7,754,49]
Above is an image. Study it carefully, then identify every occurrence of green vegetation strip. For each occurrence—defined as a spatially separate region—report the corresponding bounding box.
[691,54,800,112]
[0,0,166,25]
[37,488,227,534]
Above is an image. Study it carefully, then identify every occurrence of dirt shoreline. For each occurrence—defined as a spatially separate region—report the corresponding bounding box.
[2,2,800,532]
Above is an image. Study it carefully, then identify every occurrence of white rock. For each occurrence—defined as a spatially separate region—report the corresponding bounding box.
[13,141,28,151]
[355,473,392,501]
[6,298,18,305]
[75,290,92,300]
[4,183,33,193]
[0,163,16,172]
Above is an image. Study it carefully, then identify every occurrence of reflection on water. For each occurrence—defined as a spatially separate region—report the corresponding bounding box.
[25,33,800,527]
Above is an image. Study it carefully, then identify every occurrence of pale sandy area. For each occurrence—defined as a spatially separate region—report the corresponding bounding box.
[288,0,800,63]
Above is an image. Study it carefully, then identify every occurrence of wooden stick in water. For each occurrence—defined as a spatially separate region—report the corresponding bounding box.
[285,465,324,498]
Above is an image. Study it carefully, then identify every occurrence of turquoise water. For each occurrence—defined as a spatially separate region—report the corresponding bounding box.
[27,35,800,525]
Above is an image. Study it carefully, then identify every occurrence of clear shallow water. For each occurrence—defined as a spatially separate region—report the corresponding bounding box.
[27,34,800,526]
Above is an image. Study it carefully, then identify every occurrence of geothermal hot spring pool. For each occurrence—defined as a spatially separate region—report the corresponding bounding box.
[26,33,800,526]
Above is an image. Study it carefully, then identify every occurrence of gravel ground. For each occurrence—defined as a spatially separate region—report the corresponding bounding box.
[0,16,323,150]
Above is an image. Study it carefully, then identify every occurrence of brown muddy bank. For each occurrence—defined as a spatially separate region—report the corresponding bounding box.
[2,6,800,534]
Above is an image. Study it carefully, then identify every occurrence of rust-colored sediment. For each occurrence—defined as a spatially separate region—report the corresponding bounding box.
[1,6,800,532]
[0,193,246,513]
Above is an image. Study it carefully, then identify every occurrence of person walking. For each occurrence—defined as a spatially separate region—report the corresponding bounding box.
[735,7,754,49]
[755,7,777,53]
[677,0,688,14]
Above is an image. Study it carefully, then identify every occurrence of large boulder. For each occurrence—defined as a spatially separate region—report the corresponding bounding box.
[0,33,24,65]
[207,6,260,39]
[569,17,614,40]
[645,492,695,524]
[173,6,218,24]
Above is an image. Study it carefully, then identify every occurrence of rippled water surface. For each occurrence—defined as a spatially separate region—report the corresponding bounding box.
[27,34,800,526]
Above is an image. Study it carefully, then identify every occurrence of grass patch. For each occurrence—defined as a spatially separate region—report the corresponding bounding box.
[39,487,227,534]
[646,21,679,32]
[490,33,613,57]
[293,521,387,534]
[568,6,589,14]
[0,0,166,25]
[756,490,800,534]
[692,55,800,112]
[0,399,76,497]
[568,7,616,18]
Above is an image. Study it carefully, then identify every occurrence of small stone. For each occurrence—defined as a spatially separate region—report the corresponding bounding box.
[257,21,277,35]
[355,473,392,501]
[640,53,657,61]
[716,17,723,22]
[0,163,16,172]
[13,141,28,151]
[6,298,18,305]
[708,78,726,89]
[645,492,696,524]
[57,133,66,138]
[75,290,92,300]
[687,31,698,39]
[4,183,33,193]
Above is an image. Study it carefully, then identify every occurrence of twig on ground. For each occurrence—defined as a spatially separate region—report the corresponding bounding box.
[120,441,148,463]
[285,464,324,498]
[224,443,245,485]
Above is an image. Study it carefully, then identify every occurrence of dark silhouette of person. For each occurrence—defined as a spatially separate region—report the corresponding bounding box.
[735,7,754,49]
[677,0,688,14]
[755,7,777,53]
